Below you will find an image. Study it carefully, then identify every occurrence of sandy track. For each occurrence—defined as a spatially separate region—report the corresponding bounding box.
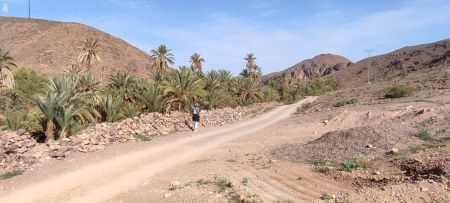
[0,97,317,203]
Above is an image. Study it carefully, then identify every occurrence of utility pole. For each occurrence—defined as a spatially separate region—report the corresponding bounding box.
[2,0,7,16]
[365,49,374,84]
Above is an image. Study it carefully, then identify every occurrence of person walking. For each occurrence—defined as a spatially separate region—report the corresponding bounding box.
[192,104,200,131]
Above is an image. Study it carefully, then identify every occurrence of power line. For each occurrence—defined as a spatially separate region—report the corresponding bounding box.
[365,49,374,84]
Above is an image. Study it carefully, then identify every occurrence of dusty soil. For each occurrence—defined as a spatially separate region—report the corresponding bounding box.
[0,93,449,203]
[1,97,349,203]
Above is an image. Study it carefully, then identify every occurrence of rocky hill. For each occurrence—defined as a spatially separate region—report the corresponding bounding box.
[333,39,450,87]
[263,54,352,82]
[0,17,153,81]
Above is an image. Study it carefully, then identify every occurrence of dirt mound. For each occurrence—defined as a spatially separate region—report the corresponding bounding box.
[263,54,352,82]
[0,17,153,82]
[275,123,418,163]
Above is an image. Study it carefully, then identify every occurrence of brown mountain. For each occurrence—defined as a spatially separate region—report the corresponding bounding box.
[263,54,352,82]
[333,39,450,87]
[0,17,153,81]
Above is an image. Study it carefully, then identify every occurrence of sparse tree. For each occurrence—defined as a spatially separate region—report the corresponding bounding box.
[189,53,205,73]
[244,53,256,71]
[150,45,175,73]
[78,37,101,71]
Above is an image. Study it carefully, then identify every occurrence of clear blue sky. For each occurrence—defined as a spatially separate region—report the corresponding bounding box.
[4,0,450,75]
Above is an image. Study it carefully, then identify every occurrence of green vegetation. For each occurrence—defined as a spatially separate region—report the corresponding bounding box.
[341,160,359,172]
[13,68,49,98]
[416,127,431,140]
[241,178,248,186]
[135,134,151,142]
[0,49,18,89]
[0,169,24,180]
[297,101,315,113]
[357,158,373,169]
[384,84,415,98]
[0,41,343,142]
[216,178,232,193]
[334,97,358,107]
[196,178,212,185]
[321,192,331,200]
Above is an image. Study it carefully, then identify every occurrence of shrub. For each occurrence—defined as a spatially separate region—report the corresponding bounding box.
[416,127,431,140]
[334,97,358,107]
[241,178,248,186]
[321,192,331,200]
[135,134,151,142]
[13,68,49,98]
[384,84,414,98]
[341,160,359,172]
[216,179,232,193]
[0,170,24,180]
[357,158,373,169]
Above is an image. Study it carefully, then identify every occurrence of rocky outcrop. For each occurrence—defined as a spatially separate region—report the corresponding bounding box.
[263,54,352,82]
[0,103,277,174]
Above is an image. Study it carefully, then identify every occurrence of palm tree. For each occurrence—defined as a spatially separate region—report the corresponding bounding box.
[137,82,163,113]
[252,65,262,80]
[244,53,256,71]
[217,69,232,84]
[100,94,123,123]
[231,77,264,105]
[35,75,100,140]
[189,53,205,73]
[239,69,250,77]
[78,37,101,71]
[161,66,205,112]
[107,72,138,102]
[0,49,18,89]
[150,45,175,73]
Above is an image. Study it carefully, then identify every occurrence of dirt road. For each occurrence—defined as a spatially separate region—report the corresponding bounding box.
[0,97,324,203]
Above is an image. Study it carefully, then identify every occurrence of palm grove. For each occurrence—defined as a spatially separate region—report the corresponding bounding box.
[0,38,340,141]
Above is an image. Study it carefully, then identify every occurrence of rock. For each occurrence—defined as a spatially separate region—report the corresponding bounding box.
[16,129,27,135]
[323,120,329,125]
[417,109,425,115]
[50,151,65,158]
[171,181,181,187]
[26,141,36,148]
[420,187,429,192]
[163,193,172,198]
[77,147,88,153]
[33,151,45,159]
[389,148,399,154]
[16,147,28,154]
[366,144,374,149]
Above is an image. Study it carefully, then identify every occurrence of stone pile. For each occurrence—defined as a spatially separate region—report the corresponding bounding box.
[0,103,276,174]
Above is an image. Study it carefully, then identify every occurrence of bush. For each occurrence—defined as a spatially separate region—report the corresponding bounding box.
[321,192,331,200]
[384,84,414,98]
[357,158,373,169]
[0,170,24,180]
[341,160,358,172]
[334,97,358,107]
[297,102,315,113]
[13,68,49,98]
[416,127,431,140]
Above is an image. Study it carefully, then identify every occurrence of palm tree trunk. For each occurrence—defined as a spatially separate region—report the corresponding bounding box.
[45,120,56,141]
[87,58,91,71]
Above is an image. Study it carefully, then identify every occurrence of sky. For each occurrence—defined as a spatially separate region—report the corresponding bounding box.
[3,0,450,75]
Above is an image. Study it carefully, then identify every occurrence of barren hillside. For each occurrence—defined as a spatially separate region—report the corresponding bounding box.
[334,39,450,87]
[0,17,153,81]
[263,54,352,82]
